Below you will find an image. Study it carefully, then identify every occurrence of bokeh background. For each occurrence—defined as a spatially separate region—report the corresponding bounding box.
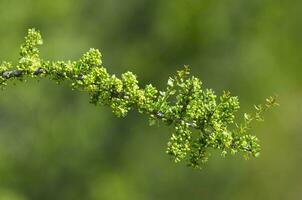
[0,0,300,199]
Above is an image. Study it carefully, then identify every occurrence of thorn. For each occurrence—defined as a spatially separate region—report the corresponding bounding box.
[77,74,84,80]
[34,68,44,75]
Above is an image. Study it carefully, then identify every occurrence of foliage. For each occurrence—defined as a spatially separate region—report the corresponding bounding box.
[0,29,278,169]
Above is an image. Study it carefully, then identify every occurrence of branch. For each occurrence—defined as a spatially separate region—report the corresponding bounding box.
[0,28,278,169]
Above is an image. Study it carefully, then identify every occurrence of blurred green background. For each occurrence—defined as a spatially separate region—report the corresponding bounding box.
[0,0,300,199]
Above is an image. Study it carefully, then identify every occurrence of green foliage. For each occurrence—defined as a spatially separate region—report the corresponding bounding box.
[0,29,278,169]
